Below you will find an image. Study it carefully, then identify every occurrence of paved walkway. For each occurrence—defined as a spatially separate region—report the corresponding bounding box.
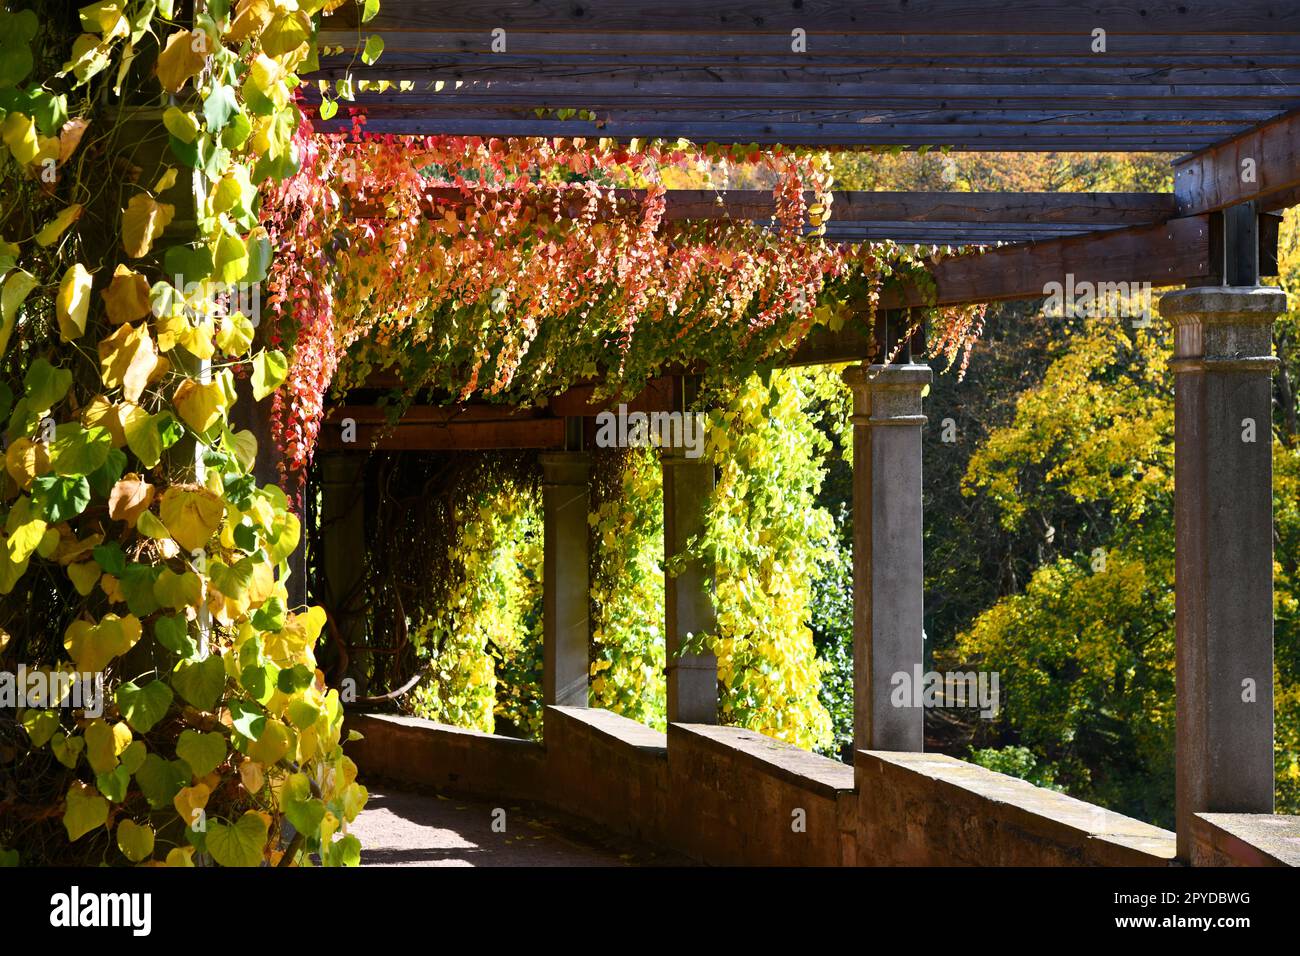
[352,786,652,866]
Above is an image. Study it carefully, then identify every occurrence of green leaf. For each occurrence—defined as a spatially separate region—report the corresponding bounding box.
[155,612,199,659]
[203,83,237,131]
[326,833,361,867]
[115,680,173,733]
[24,358,73,411]
[361,35,384,65]
[31,475,91,523]
[251,349,287,400]
[171,655,225,711]
[63,783,108,841]
[282,772,325,836]
[205,811,268,867]
[361,0,380,23]
[176,729,226,777]
[135,753,187,810]
[51,423,112,477]
[96,764,130,802]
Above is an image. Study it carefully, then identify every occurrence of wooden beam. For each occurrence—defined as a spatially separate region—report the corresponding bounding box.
[1173,108,1300,213]
[880,215,1214,309]
[331,1,1300,35]
[318,29,1300,65]
[353,187,1178,228]
[317,414,564,451]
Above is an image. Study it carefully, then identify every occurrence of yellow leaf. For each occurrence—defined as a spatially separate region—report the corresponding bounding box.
[56,263,93,341]
[227,0,273,43]
[0,270,39,358]
[116,819,155,863]
[101,264,152,324]
[68,560,100,596]
[82,396,127,447]
[155,30,208,93]
[36,204,84,247]
[238,757,264,795]
[98,321,159,403]
[173,782,210,829]
[217,312,254,356]
[108,475,155,525]
[5,437,50,490]
[64,782,109,841]
[158,483,224,552]
[165,846,196,866]
[154,167,179,192]
[121,193,175,258]
[248,718,291,765]
[173,377,227,434]
[63,613,142,672]
[1,112,39,165]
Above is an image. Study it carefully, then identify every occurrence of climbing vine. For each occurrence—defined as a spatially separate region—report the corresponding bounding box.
[0,0,375,866]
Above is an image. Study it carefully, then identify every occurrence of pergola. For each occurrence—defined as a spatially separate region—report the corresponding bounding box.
[314,1,1300,863]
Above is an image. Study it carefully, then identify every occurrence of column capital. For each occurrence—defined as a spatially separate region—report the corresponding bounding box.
[1159,286,1287,368]
[539,450,591,485]
[843,363,933,424]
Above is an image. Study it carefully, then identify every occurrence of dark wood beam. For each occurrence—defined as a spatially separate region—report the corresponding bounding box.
[331,1,1300,35]
[1173,108,1300,214]
[880,215,1214,309]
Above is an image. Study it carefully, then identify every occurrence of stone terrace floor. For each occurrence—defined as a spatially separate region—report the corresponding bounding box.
[351,785,687,867]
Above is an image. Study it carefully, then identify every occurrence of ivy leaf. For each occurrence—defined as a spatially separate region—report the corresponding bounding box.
[63,782,108,841]
[31,475,91,523]
[176,729,226,777]
[98,321,160,403]
[51,423,112,477]
[115,679,173,733]
[158,483,224,552]
[107,475,155,526]
[116,819,155,863]
[121,193,175,258]
[171,655,225,711]
[154,611,198,659]
[361,35,384,66]
[35,203,83,247]
[251,349,287,400]
[56,263,93,341]
[205,811,267,867]
[155,30,207,93]
[24,358,73,411]
[135,753,188,810]
[281,772,325,836]
[173,378,228,434]
[1,270,39,357]
[203,83,237,131]
[0,9,38,87]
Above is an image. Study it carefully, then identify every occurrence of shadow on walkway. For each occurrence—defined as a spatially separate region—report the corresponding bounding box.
[352,786,688,867]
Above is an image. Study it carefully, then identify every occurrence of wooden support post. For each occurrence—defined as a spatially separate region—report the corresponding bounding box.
[663,375,718,724]
[541,424,591,708]
[844,342,932,753]
[1160,285,1285,862]
[319,453,367,644]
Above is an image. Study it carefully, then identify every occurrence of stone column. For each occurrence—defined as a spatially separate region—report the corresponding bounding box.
[1160,285,1284,860]
[843,362,932,753]
[662,443,718,725]
[541,451,591,707]
[319,453,367,643]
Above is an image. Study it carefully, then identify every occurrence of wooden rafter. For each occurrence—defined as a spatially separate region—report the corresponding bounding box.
[1174,108,1300,214]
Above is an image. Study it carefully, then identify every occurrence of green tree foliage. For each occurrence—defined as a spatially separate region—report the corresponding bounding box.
[954,313,1300,824]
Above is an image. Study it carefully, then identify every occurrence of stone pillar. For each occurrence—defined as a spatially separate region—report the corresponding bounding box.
[319,453,367,643]
[662,443,718,725]
[1160,285,1284,860]
[541,451,591,707]
[843,362,932,753]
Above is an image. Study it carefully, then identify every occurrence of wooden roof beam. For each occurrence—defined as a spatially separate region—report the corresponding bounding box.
[1173,108,1300,214]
